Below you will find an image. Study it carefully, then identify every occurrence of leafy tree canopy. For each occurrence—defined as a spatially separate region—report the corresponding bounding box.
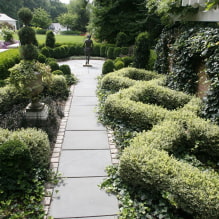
[0,0,67,23]
[68,0,90,32]
[88,0,163,44]
[32,8,52,29]
[57,13,78,30]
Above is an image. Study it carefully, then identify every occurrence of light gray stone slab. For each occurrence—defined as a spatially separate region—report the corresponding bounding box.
[73,87,96,97]
[58,150,111,177]
[62,131,109,150]
[59,216,117,219]
[49,177,118,218]
[69,106,97,116]
[66,116,105,131]
[71,96,98,106]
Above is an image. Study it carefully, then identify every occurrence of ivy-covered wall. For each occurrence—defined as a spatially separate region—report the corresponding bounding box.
[154,24,219,123]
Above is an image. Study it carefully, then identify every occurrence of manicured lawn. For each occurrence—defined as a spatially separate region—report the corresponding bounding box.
[36,34,86,44]
[0,34,86,45]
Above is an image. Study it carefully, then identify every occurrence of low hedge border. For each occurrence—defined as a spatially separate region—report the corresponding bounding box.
[99,67,219,217]
[119,145,219,218]
[0,49,20,80]
[0,85,28,114]
[100,67,164,92]
[0,128,50,171]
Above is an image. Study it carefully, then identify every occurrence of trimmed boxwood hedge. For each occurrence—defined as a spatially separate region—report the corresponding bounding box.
[99,67,219,218]
[100,67,164,92]
[0,49,20,80]
[119,145,219,218]
[0,85,28,113]
[0,128,50,171]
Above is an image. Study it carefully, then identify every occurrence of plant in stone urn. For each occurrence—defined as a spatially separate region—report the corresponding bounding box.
[9,8,51,111]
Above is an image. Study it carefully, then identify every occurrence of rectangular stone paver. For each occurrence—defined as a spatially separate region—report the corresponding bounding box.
[58,150,112,177]
[49,177,118,218]
[71,96,98,106]
[66,116,106,131]
[62,131,109,150]
[74,87,97,97]
[69,106,96,116]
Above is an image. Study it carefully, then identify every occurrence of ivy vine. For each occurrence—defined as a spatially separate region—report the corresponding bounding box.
[154,24,219,123]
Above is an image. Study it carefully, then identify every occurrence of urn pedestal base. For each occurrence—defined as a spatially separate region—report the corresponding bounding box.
[83,64,92,67]
[25,103,49,121]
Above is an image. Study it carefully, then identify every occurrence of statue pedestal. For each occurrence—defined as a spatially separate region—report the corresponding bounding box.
[83,64,92,67]
[25,103,49,121]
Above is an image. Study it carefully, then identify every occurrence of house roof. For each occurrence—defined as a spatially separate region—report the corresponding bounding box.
[0,13,16,22]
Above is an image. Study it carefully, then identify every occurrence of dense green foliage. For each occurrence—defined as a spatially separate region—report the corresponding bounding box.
[18,8,39,61]
[32,8,52,29]
[0,0,67,23]
[47,75,69,99]
[0,49,20,80]
[0,128,54,218]
[134,32,150,69]
[46,30,56,48]
[68,0,90,32]
[146,0,197,24]
[102,59,114,75]
[98,67,219,218]
[59,64,71,75]
[154,25,219,123]
[89,0,163,44]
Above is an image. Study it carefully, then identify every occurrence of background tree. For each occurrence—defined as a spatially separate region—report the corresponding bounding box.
[32,8,52,29]
[0,0,66,23]
[0,0,23,19]
[68,0,90,32]
[89,0,163,44]
[50,1,67,21]
[57,13,78,30]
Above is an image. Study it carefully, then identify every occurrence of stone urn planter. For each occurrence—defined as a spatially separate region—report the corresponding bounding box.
[9,60,52,112]
[26,71,44,111]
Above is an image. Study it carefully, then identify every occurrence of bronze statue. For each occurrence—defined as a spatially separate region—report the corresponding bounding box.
[83,35,93,65]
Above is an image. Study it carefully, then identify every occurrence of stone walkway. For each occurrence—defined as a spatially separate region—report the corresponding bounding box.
[47,60,119,219]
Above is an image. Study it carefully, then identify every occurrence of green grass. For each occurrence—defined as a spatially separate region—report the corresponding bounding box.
[0,33,86,45]
[36,34,86,45]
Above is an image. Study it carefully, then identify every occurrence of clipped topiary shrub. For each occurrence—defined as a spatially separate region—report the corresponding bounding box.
[119,143,219,218]
[93,44,101,56]
[114,60,124,70]
[0,85,28,113]
[52,70,63,75]
[19,44,39,60]
[59,64,71,75]
[100,45,107,57]
[107,47,114,59]
[38,53,46,63]
[102,59,114,75]
[116,32,128,47]
[122,56,133,67]
[48,60,59,72]
[121,47,129,56]
[134,32,150,69]
[0,128,50,171]
[0,49,20,80]
[41,46,52,57]
[18,26,38,46]
[113,47,121,59]
[17,7,33,25]
[0,140,33,194]
[48,75,69,99]
[45,30,55,48]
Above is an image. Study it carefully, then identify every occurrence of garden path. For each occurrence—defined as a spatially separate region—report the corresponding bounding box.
[48,59,119,219]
